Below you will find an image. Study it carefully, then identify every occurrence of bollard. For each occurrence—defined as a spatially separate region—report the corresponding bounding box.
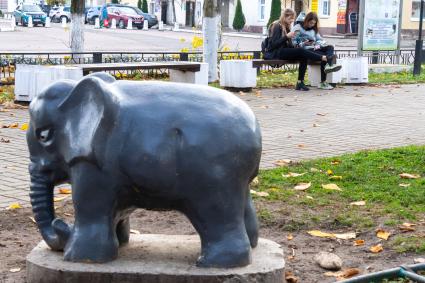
[28,16,33,27]
[11,16,16,28]
[143,19,148,30]
[158,20,164,31]
[94,17,100,29]
[111,18,116,29]
[45,16,51,28]
[173,22,179,31]
[61,16,67,28]
[127,18,132,29]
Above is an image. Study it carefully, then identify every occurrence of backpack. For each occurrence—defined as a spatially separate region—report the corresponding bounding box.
[261,36,270,55]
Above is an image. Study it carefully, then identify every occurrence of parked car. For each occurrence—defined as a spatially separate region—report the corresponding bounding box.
[48,6,59,19]
[52,6,71,23]
[107,6,144,29]
[14,4,47,26]
[86,6,101,24]
[133,7,158,28]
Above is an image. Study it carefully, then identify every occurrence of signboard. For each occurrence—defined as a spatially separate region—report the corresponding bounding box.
[359,0,402,51]
[337,0,347,25]
[311,0,318,13]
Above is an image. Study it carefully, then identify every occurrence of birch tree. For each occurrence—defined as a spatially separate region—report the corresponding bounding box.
[202,0,221,82]
[70,0,85,55]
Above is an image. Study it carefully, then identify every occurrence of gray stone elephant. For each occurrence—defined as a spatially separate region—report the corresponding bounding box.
[27,73,262,268]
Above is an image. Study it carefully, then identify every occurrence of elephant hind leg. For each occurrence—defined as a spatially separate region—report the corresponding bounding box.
[245,193,259,248]
[183,186,251,268]
[116,217,130,246]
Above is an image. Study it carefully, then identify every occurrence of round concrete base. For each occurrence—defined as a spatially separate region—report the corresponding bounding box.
[27,234,285,283]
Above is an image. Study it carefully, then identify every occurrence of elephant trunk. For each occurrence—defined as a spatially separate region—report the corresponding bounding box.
[29,169,70,251]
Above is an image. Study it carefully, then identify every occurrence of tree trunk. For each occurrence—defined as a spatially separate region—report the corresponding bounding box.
[203,0,221,82]
[70,0,85,57]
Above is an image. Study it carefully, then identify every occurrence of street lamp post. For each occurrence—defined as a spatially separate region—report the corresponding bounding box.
[413,0,424,75]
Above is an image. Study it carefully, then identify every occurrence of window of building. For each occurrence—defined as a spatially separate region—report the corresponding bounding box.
[259,0,265,21]
[319,0,330,17]
[412,0,424,20]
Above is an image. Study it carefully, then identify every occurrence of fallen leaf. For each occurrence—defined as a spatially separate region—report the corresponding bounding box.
[282,172,306,178]
[53,196,69,202]
[238,91,245,96]
[331,160,341,165]
[0,138,10,143]
[350,201,366,206]
[287,234,294,240]
[414,258,425,263]
[250,190,269,197]
[308,230,335,238]
[310,167,320,172]
[7,203,22,210]
[399,183,411,187]
[9,268,21,273]
[297,144,306,148]
[29,217,36,223]
[399,173,421,179]
[324,268,360,280]
[334,232,356,240]
[353,239,365,246]
[274,159,292,167]
[329,175,343,181]
[294,182,311,191]
[130,229,140,234]
[59,188,72,194]
[322,184,342,191]
[399,226,415,232]
[401,222,416,227]
[260,105,269,109]
[255,90,262,97]
[20,123,28,131]
[317,113,328,116]
[313,123,320,127]
[326,169,333,175]
[370,244,383,253]
[376,229,391,240]
[3,122,18,128]
[251,177,259,186]
[306,195,314,200]
[285,271,298,283]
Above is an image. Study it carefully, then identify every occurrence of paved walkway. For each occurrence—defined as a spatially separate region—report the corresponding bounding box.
[1,84,425,209]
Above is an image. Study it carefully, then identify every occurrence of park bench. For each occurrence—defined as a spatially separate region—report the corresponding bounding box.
[15,61,208,101]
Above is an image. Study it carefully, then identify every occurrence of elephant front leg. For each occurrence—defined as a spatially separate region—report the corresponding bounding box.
[64,162,120,263]
[116,217,130,246]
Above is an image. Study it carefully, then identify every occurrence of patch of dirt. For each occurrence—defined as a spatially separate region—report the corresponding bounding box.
[0,199,423,283]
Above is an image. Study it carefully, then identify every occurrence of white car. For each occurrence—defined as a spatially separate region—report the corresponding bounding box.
[48,6,58,19]
[52,6,71,23]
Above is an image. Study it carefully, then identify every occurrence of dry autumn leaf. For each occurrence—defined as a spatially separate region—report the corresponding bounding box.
[59,188,72,194]
[9,268,21,273]
[322,183,342,191]
[297,144,306,148]
[399,226,415,232]
[20,123,28,131]
[399,183,411,188]
[331,160,341,165]
[0,138,10,143]
[329,175,343,181]
[370,244,383,253]
[350,201,366,206]
[3,122,19,129]
[353,239,365,246]
[313,123,320,127]
[287,234,294,240]
[130,229,140,234]
[310,167,320,172]
[316,113,328,116]
[250,190,269,197]
[260,105,269,109]
[294,182,311,191]
[401,222,416,227]
[308,230,335,238]
[274,159,292,167]
[399,173,421,179]
[285,271,299,283]
[376,229,391,240]
[324,268,360,280]
[251,177,259,185]
[29,217,36,223]
[334,232,356,240]
[306,195,314,200]
[7,203,22,210]
[282,172,306,178]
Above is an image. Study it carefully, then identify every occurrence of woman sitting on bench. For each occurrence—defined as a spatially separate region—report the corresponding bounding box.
[292,12,342,90]
[263,8,334,91]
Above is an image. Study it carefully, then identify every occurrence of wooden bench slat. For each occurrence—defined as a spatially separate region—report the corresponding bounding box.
[78,62,201,75]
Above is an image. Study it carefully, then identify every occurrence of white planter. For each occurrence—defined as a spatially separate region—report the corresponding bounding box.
[127,18,132,29]
[219,60,257,88]
[339,57,369,83]
[15,65,83,102]
[143,20,148,30]
[169,63,208,85]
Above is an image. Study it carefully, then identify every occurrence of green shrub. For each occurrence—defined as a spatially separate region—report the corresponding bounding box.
[267,0,281,27]
[232,0,245,31]
[137,0,142,9]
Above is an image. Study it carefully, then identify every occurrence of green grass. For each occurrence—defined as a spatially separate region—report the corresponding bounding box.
[390,235,425,253]
[369,65,425,84]
[252,146,425,228]
[0,85,14,104]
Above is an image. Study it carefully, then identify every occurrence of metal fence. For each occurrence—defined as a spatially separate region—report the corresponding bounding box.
[0,49,419,82]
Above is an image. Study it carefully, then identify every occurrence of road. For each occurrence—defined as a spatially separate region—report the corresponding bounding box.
[0,23,417,52]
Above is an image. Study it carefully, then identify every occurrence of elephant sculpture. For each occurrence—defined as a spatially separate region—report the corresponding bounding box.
[27,72,262,268]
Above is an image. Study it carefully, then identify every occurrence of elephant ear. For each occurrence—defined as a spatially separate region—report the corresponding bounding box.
[58,76,118,165]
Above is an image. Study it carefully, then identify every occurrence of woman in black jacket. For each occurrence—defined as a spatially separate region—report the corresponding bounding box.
[264,9,331,91]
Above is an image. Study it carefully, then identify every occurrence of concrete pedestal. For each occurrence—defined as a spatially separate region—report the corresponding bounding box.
[308,64,342,87]
[27,234,285,283]
[169,63,208,85]
[220,60,257,89]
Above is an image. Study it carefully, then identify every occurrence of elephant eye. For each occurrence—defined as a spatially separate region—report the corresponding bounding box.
[37,128,53,143]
